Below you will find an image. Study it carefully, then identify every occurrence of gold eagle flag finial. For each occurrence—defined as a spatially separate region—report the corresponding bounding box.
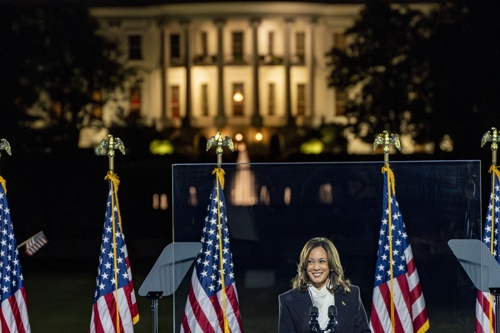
[373,130,401,165]
[481,127,499,166]
[0,139,12,158]
[96,134,126,171]
[206,132,234,169]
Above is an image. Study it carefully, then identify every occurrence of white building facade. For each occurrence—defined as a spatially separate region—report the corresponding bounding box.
[89,2,364,153]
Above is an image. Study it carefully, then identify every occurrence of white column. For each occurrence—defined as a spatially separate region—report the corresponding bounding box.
[215,19,226,128]
[251,18,263,128]
[181,20,192,127]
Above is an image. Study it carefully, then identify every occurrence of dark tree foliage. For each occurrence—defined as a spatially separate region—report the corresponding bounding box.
[0,1,132,150]
[327,0,500,156]
[328,2,432,145]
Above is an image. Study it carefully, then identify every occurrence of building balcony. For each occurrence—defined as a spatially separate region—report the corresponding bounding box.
[193,54,217,66]
[227,54,250,65]
[291,54,305,66]
[170,57,186,67]
[260,54,284,66]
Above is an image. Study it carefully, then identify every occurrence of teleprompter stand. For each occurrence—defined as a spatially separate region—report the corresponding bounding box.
[139,242,202,333]
[448,239,500,333]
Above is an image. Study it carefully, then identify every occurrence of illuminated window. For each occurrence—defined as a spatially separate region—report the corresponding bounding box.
[335,88,346,116]
[319,183,333,204]
[201,84,209,116]
[297,84,306,116]
[170,34,180,59]
[260,185,270,206]
[334,32,346,50]
[160,194,168,210]
[152,194,159,209]
[284,187,291,205]
[268,83,275,116]
[129,87,141,114]
[171,85,180,117]
[268,31,274,55]
[296,32,305,62]
[91,90,102,120]
[188,187,198,206]
[153,193,169,210]
[128,35,142,60]
[233,83,244,116]
[232,32,244,61]
[201,32,208,58]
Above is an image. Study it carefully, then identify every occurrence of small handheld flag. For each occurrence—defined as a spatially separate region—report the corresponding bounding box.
[17,231,48,256]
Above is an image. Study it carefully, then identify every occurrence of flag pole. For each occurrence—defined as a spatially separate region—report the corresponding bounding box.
[97,134,126,333]
[373,130,401,333]
[206,131,234,333]
[17,230,43,248]
[481,127,500,333]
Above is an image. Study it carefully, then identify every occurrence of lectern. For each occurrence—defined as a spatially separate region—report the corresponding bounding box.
[448,239,500,332]
[139,242,202,333]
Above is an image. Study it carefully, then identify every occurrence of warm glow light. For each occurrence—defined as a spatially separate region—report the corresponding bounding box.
[152,193,159,209]
[300,139,324,154]
[235,133,243,141]
[188,186,198,206]
[233,92,244,102]
[284,187,291,205]
[160,194,168,210]
[150,139,174,155]
[255,132,263,141]
[319,183,333,204]
[440,134,453,152]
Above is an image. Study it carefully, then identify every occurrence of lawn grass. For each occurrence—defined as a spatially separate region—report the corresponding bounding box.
[23,267,173,332]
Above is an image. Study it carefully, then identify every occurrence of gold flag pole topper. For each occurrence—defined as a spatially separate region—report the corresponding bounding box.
[206,131,234,169]
[0,138,12,159]
[97,134,126,332]
[481,127,499,167]
[206,131,234,333]
[481,127,500,332]
[96,134,126,172]
[0,138,12,193]
[373,130,401,333]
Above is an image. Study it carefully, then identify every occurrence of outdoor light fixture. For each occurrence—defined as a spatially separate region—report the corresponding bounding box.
[233,92,244,102]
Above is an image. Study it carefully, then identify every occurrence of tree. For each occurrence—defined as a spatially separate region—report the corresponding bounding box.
[0,1,134,151]
[327,0,500,156]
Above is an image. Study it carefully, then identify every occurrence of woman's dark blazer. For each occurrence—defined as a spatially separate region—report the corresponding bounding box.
[278,285,371,333]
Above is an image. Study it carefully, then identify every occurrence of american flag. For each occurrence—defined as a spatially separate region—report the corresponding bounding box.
[90,172,139,333]
[180,170,244,333]
[475,167,500,333]
[24,231,48,256]
[0,178,31,332]
[370,167,429,333]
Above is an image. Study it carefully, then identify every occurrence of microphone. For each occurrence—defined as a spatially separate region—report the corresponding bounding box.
[309,306,320,332]
[326,305,338,332]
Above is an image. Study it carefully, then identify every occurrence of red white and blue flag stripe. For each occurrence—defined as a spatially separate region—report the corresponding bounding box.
[181,172,244,333]
[90,173,139,333]
[475,167,500,333]
[370,168,429,333]
[0,178,31,333]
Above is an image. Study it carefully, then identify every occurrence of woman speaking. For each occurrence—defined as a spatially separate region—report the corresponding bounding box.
[278,237,371,333]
